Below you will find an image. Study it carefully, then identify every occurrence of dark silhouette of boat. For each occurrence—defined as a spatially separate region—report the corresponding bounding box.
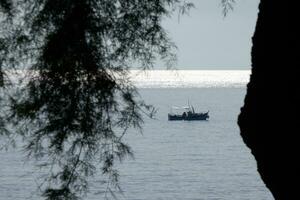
[168,105,209,121]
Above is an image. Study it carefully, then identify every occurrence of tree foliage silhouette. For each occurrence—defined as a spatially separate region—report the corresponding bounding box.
[0,0,11,13]
[1,0,235,199]
[0,0,194,199]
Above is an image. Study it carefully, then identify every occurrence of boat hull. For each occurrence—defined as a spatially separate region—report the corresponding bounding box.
[168,113,209,121]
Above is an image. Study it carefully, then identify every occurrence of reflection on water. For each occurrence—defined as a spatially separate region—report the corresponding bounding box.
[130,70,250,88]
[0,71,274,200]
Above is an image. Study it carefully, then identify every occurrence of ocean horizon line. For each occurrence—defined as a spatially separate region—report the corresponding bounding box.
[130,69,251,72]
[129,70,251,88]
[130,68,251,71]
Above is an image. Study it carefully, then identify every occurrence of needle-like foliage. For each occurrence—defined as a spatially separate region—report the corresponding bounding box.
[0,0,12,13]
[1,0,191,199]
[221,0,236,16]
[0,0,234,199]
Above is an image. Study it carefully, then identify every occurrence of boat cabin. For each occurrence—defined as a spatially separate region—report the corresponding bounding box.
[168,105,209,121]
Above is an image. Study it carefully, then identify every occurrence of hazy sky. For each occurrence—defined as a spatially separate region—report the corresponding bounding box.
[158,0,259,69]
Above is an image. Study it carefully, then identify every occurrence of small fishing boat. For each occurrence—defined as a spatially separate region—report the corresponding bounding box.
[168,105,209,121]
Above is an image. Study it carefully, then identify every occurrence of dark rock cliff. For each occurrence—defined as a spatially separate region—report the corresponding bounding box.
[238,0,299,199]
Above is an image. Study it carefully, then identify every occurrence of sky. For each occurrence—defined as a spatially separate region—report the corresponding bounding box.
[157,0,259,70]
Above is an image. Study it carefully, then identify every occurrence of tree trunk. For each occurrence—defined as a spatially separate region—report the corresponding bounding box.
[238,0,298,199]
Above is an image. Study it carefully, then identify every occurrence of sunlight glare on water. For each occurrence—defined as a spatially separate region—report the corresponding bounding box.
[129,70,251,88]
[0,70,274,200]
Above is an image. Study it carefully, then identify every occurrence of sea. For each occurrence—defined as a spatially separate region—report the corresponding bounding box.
[0,70,274,200]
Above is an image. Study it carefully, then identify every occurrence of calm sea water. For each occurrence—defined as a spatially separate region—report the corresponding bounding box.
[0,70,274,200]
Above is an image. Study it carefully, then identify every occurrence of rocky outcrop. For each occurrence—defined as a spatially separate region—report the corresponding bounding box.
[238,0,299,199]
